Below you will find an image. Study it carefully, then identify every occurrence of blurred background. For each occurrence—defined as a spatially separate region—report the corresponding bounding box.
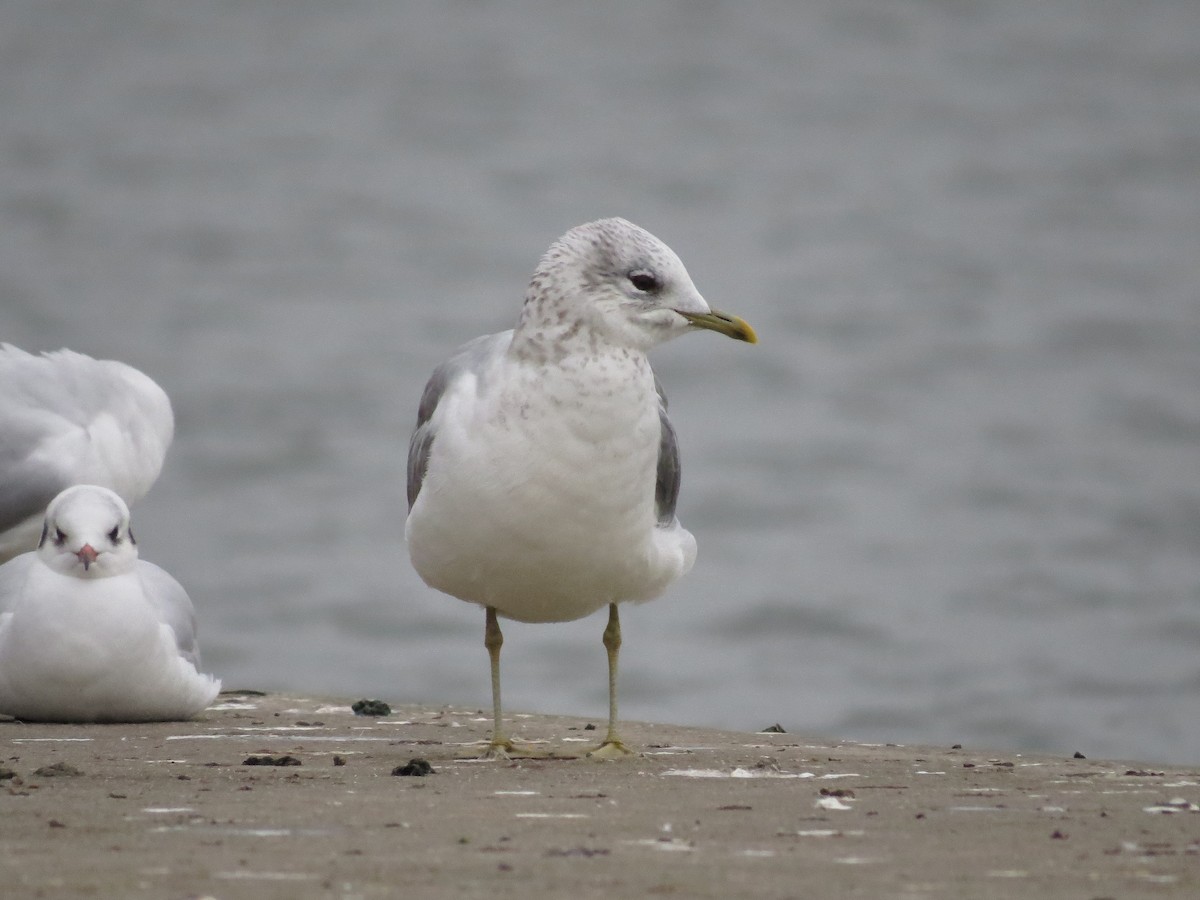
[2,0,1197,764]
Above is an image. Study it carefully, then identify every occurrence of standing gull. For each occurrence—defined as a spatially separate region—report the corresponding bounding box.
[406,218,756,759]
[0,344,174,563]
[0,485,220,722]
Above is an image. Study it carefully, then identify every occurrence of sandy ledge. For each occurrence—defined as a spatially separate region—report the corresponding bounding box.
[1,690,1197,899]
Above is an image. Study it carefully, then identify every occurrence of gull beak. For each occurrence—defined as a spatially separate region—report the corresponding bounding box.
[76,544,98,570]
[676,309,758,344]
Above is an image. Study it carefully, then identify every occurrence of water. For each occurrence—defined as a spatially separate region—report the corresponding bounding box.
[2,0,1198,764]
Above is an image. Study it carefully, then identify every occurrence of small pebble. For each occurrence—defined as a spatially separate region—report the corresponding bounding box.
[352,699,392,717]
[242,755,302,767]
[392,758,434,777]
[33,762,83,778]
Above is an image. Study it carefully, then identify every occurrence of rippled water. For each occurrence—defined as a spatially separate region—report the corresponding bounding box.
[3,1,1198,763]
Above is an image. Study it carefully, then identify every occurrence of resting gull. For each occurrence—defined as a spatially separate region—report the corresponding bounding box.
[0,485,220,722]
[406,218,756,758]
[0,344,174,563]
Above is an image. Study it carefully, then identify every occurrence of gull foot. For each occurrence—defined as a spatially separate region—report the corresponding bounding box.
[481,741,513,761]
[476,738,552,761]
[587,739,635,760]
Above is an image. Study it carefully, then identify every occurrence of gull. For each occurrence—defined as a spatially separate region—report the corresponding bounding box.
[0,344,174,563]
[0,485,220,722]
[406,218,756,759]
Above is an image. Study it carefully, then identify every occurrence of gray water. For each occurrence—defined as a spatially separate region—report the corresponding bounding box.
[2,0,1198,765]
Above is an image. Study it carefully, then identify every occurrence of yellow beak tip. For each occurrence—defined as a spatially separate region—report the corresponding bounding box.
[679,309,759,344]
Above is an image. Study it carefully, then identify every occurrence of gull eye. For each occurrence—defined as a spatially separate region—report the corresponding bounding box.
[54,528,67,546]
[108,526,121,544]
[627,270,661,293]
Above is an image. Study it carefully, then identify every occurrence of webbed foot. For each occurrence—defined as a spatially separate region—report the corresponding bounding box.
[586,738,635,760]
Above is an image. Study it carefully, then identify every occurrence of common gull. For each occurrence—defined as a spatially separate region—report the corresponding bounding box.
[0,344,174,563]
[406,218,756,758]
[0,485,220,722]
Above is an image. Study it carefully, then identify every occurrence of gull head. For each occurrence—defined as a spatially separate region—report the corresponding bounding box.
[37,485,139,578]
[516,218,756,355]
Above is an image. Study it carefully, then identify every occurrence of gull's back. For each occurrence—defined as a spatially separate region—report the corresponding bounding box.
[0,345,174,562]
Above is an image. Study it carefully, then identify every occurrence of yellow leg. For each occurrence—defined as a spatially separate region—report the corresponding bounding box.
[478,607,554,760]
[588,603,634,759]
[483,606,512,759]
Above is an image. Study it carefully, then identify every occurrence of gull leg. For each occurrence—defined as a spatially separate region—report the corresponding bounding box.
[483,606,512,759]
[588,603,634,759]
[477,607,552,759]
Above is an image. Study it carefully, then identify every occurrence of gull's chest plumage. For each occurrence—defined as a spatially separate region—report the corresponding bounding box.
[491,360,659,506]
[3,569,158,675]
[454,355,661,551]
[406,349,692,623]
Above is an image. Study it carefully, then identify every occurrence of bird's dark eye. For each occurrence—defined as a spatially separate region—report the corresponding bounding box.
[108,526,121,544]
[54,528,67,546]
[628,270,661,293]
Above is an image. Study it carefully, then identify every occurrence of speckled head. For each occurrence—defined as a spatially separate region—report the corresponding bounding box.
[513,218,756,356]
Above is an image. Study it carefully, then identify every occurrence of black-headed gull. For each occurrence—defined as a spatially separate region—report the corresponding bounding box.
[0,485,220,722]
[405,218,756,758]
[0,344,174,563]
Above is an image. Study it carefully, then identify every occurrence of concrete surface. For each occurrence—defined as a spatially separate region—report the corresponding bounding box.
[1,691,1197,899]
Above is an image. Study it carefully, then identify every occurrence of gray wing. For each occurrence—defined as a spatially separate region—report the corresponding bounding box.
[407,332,508,509]
[653,374,682,526]
[137,561,203,668]
[0,346,77,536]
[0,448,64,539]
[0,554,37,617]
[407,368,448,510]
[0,345,173,554]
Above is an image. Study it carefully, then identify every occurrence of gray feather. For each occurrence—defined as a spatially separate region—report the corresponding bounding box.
[407,333,506,509]
[0,466,63,538]
[137,561,203,668]
[0,419,71,536]
[653,377,681,526]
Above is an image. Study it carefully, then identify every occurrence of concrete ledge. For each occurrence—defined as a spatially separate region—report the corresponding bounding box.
[1,691,1197,898]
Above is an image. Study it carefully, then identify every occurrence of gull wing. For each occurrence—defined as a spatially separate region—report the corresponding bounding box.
[653,374,681,526]
[407,332,509,509]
